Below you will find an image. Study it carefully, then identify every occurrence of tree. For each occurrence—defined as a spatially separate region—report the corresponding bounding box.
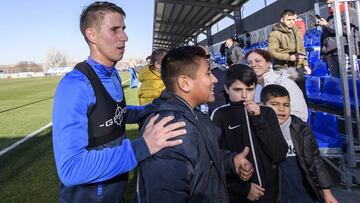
[13,61,43,72]
[45,48,69,70]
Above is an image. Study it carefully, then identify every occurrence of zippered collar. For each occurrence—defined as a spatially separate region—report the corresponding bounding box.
[169,92,198,119]
[86,56,116,77]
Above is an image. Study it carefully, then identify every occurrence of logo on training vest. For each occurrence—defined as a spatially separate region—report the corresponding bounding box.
[99,105,127,128]
[228,124,241,130]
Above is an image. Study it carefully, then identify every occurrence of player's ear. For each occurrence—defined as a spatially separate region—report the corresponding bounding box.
[86,27,97,44]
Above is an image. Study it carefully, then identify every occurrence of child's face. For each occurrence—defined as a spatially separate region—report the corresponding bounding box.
[191,58,218,105]
[225,80,256,102]
[265,96,291,125]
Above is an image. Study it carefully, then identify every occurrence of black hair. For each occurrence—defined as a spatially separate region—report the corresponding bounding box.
[161,46,207,91]
[281,9,296,18]
[80,1,126,43]
[260,84,290,103]
[225,64,257,88]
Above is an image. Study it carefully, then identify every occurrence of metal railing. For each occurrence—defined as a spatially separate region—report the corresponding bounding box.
[332,0,360,189]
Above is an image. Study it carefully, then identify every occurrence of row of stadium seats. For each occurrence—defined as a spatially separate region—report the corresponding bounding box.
[213,55,227,66]
[308,110,343,154]
[243,41,268,56]
[304,28,322,48]
[306,76,360,109]
[304,28,324,75]
[311,60,330,76]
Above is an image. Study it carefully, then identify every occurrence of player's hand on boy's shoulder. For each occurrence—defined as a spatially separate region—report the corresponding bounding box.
[143,114,187,155]
[244,100,261,116]
[233,146,254,181]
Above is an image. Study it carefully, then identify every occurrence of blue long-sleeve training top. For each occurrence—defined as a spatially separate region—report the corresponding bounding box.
[52,57,149,186]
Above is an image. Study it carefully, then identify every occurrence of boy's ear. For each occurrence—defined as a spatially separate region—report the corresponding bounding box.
[280,18,284,23]
[177,75,192,93]
[224,84,229,94]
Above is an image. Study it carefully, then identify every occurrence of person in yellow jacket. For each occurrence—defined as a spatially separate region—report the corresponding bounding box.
[138,49,168,105]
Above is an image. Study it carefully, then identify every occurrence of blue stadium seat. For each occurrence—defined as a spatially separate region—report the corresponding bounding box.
[304,30,314,49]
[304,36,313,49]
[312,30,322,46]
[306,76,323,103]
[304,28,322,50]
[308,50,321,64]
[263,41,268,50]
[312,60,330,77]
[322,77,343,107]
[311,112,342,153]
[244,40,269,55]
[220,56,227,65]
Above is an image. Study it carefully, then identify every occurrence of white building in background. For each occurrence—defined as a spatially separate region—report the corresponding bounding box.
[0,66,74,79]
[47,67,73,76]
[1,72,45,79]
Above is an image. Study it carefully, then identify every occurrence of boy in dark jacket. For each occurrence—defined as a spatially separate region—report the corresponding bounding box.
[137,46,254,203]
[260,84,338,203]
[211,65,288,202]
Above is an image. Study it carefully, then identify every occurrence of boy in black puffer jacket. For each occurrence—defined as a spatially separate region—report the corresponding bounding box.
[261,84,338,203]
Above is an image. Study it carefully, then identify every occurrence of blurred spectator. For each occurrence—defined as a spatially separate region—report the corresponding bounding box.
[199,45,229,113]
[138,48,167,105]
[220,42,228,57]
[129,67,138,88]
[208,61,229,113]
[244,31,251,48]
[318,0,358,78]
[225,37,245,66]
